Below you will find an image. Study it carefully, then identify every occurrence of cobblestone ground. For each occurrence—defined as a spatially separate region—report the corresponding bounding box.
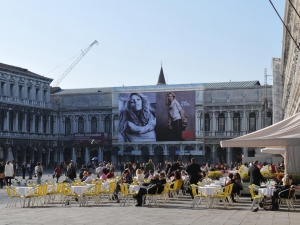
[1,174,300,225]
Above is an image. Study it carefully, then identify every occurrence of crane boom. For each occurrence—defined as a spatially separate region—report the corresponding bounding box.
[52,40,98,87]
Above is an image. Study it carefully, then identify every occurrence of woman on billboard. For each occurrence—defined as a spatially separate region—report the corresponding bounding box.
[119,93,156,142]
[166,92,188,141]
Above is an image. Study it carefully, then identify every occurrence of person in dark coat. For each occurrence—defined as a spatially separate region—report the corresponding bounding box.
[186,158,201,198]
[21,162,27,179]
[248,160,265,186]
[67,163,76,181]
[135,172,167,206]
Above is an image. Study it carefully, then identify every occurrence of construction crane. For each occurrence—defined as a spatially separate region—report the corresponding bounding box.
[52,40,98,87]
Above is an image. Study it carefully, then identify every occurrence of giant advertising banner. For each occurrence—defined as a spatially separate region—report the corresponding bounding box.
[118,91,195,142]
[73,132,110,145]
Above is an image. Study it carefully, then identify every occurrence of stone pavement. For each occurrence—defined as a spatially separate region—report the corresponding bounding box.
[0,175,300,225]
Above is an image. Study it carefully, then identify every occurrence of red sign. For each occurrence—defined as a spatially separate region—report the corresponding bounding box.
[73,132,110,145]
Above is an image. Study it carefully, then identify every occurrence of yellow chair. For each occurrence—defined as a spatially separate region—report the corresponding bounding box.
[211,185,230,208]
[143,187,158,206]
[123,184,138,206]
[101,181,116,201]
[248,185,263,210]
[61,186,79,206]
[169,180,183,199]
[6,186,21,208]
[190,184,209,208]
[158,182,171,205]
[279,188,296,211]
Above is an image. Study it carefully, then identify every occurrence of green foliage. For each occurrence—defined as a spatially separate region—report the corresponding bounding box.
[207,171,222,180]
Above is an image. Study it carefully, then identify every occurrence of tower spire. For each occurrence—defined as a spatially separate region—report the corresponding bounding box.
[157,64,166,85]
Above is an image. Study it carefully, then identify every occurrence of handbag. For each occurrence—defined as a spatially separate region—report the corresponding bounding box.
[0,173,4,179]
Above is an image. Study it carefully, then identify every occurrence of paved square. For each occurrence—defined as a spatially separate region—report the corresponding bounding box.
[0,175,299,225]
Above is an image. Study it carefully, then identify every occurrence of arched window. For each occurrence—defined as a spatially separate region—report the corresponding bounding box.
[113,115,119,132]
[91,116,97,133]
[233,113,240,131]
[78,117,84,133]
[104,116,110,133]
[249,112,256,131]
[18,112,23,131]
[35,115,40,132]
[266,112,272,127]
[9,111,14,131]
[65,117,71,134]
[218,113,225,131]
[204,113,210,131]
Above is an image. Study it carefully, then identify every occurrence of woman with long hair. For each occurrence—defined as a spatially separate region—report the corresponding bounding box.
[166,92,186,141]
[119,93,156,142]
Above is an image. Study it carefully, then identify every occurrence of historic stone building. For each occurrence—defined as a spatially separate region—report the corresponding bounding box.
[0,63,54,164]
[0,62,273,166]
[275,0,300,120]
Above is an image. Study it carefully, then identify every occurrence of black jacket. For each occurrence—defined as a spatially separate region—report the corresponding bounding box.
[143,178,166,194]
[248,165,265,186]
[186,163,201,184]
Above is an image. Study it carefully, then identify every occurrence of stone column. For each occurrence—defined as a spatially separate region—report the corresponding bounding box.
[243,147,247,157]
[212,145,216,164]
[40,115,43,133]
[32,115,35,132]
[258,110,262,130]
[227,111,231,134]
[85,147,90,165]
[15,112,18,131]
[23,113,27,132]
[212,111,215,136]
[98,147,103,162]
[226,147,231,165]
[242,111,246,134]
[73,116,77,133]
[5,111,9,130]
[72,147,77,164]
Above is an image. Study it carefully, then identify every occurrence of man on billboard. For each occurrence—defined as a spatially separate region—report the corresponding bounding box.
[118,93,156,142]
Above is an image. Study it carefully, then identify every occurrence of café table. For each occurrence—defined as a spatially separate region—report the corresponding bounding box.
[129,185,140,193]
[15,187,34,207]
[198,185,221,208]
[71,186,91,206]
[258,187,276,197]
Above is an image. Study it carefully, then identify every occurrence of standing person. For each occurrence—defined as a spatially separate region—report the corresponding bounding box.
[67,163,76,181]
[186,158,201,199]
[35,162,43,184]
[5,161,14,186]
[0,162,5,188]
[145,159,155,176]
[248,160,265,186]
[21,162,27,179]
[29,160,34,179]
[54,165,62,183]
[165,160,171,177]
[166,92,187,141]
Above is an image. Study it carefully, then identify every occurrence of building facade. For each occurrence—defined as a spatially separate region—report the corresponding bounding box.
[0,63,273,166]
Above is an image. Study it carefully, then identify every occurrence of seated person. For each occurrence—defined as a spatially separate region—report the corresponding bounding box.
[99,170,107,181]
[135,172,167,206]
[170,170,182,188]
[106,169,115,179]
[225,173,237,202]
[277,175,292,198]
[81,171,88,182]
[147,170,154,179]
[83,172,93,183]
[114,169,132,202]
[181,171,187,181]
[136,169,145,183]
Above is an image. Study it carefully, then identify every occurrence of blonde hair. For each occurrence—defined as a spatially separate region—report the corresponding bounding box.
[282,177,291,186]
[136,169,142,175]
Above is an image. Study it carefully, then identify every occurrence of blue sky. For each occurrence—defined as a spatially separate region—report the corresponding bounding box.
[0,0,285,88]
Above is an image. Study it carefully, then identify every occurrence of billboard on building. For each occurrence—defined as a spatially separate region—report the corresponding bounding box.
[73,132,110,145]
[118,91,195,142]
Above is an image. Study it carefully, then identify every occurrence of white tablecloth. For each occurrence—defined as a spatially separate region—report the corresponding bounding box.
[71,186,89,196]
[129,185,140,193]
[198,186,220,196]
[205,184,222,189]
[259,187,276,197]
[228,170,238,175]
[16,187,33,197]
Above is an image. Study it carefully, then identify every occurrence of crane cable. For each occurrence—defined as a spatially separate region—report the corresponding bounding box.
[43,51,82,76]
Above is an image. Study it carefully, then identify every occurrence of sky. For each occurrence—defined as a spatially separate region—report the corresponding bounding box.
[0,0,285,89]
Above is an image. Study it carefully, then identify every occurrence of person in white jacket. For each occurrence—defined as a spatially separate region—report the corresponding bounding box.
[4,161,14,186]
